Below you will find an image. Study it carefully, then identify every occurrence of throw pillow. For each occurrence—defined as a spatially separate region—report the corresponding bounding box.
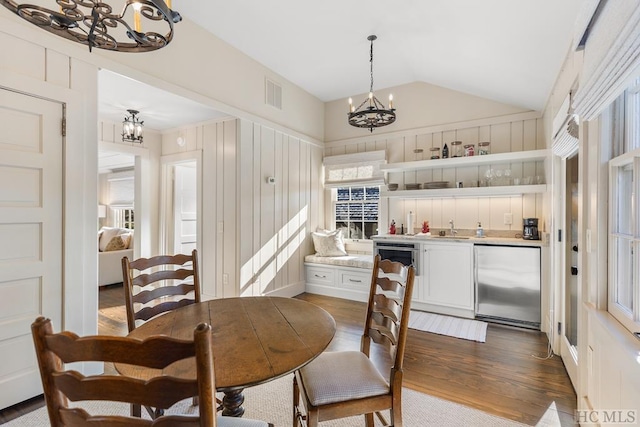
[311,230,347,257]
[99,227,129,251]
[104,235,128,251]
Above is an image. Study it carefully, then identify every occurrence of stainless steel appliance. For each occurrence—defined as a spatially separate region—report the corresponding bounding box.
[523,218,540,240]
[475,244,540,329]
[373,240,420,275]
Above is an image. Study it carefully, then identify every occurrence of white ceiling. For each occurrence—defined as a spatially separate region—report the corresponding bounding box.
[174,0,585,110]
[98,70,228,131]
[98,1,586,136]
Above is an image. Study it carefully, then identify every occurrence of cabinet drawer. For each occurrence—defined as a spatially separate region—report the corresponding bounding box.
[338,271,371,290]
[306,266,334,285]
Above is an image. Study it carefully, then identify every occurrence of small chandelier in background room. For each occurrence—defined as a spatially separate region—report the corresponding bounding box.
[348,35,396,132]
[0,0,181,52]
[122,109,144,143]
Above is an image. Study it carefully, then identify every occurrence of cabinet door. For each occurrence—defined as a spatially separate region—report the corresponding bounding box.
[423,243,474,309]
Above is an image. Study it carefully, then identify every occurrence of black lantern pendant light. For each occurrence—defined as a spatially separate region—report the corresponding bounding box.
[348,35,396,132]
[0,0,181,52]
[122,109,144,143]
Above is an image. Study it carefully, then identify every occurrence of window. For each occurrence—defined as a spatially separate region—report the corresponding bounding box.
[334,186,379,239]
[112,207,134,230]
[609,79,640,331]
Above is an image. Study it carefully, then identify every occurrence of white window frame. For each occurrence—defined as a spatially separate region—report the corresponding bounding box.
[608,79,640,333]
[332,186,380,241]
[111,206,135,230]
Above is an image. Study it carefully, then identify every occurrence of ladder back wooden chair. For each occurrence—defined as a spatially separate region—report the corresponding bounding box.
[292,255,415,427]
[31,316,271,427]
[122,249,202,333]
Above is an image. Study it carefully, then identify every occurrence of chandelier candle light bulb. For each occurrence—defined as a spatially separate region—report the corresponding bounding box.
[133,2,142,33]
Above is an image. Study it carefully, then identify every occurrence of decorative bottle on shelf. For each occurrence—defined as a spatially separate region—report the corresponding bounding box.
[389,220,396,235]
[442,143,449,159]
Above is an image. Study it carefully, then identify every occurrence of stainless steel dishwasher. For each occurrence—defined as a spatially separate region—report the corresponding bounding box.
[474,244,541,329]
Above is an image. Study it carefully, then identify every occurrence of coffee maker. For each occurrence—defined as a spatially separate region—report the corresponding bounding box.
[523,218,540,240]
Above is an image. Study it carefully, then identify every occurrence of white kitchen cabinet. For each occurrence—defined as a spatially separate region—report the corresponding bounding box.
[417,242,474,316]
[305,263,372,302]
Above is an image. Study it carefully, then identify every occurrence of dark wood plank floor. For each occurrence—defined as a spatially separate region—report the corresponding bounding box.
[0,286,577,425]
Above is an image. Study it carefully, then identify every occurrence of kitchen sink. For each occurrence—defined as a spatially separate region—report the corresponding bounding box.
[433,235,471,239]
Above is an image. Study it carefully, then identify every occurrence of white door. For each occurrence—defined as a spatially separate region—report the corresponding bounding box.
[173,163,197,254]
[0,89,63,409]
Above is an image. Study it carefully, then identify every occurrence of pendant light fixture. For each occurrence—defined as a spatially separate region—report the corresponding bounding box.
[348,35,396,132]
[0,0,181,52]
[122,109,144,143]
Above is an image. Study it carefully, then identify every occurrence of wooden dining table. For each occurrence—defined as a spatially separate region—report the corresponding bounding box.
[115,296,336,417]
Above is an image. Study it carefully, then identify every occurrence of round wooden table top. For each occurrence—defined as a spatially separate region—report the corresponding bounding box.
[116,296,336,392]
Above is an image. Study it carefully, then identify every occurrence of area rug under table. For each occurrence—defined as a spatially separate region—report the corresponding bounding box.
[409,310,488,343]
[5,374,529,427]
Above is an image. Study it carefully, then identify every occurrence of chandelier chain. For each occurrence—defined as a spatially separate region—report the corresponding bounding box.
[370,37,374,94]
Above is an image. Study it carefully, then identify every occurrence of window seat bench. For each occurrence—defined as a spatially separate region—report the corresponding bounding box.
[304,254,374,302]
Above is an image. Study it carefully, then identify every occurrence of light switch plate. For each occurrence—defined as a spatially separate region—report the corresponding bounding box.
[504,213,513,225]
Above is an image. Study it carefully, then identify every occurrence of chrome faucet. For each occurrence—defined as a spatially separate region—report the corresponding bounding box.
[449,219,457,236]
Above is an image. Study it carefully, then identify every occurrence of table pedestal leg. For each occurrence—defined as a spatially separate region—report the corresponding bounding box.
[222,389,245,417]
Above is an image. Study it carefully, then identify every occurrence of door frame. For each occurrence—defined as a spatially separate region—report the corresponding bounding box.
[551,150,579,389]
[0,67,96,377]
[160,151,203,258]
[98,141,150,260]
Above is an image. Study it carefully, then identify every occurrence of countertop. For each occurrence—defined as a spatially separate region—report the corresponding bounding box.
[372,234,548,247]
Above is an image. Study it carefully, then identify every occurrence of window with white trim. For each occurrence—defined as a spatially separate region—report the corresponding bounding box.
[111,206,135,230]
[609,78,640,332]
[334,186,379,239]
[107,170,135,230]
[323,151,386,240]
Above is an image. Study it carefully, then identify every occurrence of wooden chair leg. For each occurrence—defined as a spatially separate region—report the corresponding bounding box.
[131,403,141,417]
[293,375,300,427]
[365,412,374,427]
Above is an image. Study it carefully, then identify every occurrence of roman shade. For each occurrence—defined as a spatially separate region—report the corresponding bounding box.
[323,150,386,188]
[573,0,640,120]
[552,94,579,158]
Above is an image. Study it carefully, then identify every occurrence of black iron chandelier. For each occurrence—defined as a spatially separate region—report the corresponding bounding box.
[348,35,396,132]
[0,0,181,52]
[122,109,143,143]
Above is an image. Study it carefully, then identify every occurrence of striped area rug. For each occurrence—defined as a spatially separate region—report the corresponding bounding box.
[409,311,488,343]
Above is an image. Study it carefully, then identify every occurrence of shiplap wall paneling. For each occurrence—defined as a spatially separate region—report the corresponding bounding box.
[222,120,238,297]
[259,126,276,295]
[287,136,302,291]
[274,131,286,291]
[237,120,254,297]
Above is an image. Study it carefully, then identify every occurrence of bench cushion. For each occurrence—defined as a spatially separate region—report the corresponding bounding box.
[304,254,373,269]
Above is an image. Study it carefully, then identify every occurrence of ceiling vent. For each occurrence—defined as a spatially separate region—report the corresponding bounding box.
[265,78,282,110]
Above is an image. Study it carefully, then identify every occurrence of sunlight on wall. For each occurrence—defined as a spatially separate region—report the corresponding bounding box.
[240,205,308,295]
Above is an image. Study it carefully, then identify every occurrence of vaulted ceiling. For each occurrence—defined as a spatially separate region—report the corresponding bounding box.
[99,1,585,132]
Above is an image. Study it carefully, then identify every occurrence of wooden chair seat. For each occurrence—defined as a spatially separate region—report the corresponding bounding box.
[298,351,389,406]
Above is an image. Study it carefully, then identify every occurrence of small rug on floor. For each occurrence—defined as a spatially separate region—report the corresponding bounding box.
[4,374,529,427]
[409,310,488,343]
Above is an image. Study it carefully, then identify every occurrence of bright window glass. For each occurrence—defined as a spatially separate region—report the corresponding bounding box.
[334,186,379,239]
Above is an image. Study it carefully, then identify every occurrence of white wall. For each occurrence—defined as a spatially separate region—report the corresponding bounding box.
[542,3,640,420]
[162,119,323,299]
[325,81,530,143]
[324,89,547,237]
[0,29,98,338]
